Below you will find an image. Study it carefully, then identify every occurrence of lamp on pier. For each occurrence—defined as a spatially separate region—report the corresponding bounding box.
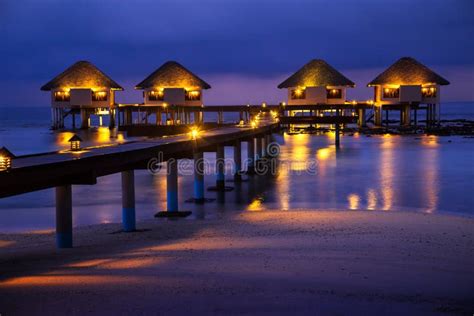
[0,147,15,171]
[190,126,200,140]
[68,134,83,151]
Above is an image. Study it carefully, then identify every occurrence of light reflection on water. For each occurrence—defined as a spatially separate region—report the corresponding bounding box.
[0,131,473,232]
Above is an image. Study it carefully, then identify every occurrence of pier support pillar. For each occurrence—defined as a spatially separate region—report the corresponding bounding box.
[358,108,366,127]
[255,136,263,161]
[56,185,73,248]
[402,105,411,126]
[216,145,225,189]
[80,109,90,129]
[374,106,382,126]
[193,151,205,202]
[233,140,242,181]
[247,138,255,174]
[335,110,341,148]
[121,170,136,232]
[262,135,268,158]
[109,108,116,129]
[167,159,179,212]
[156,109,162,125]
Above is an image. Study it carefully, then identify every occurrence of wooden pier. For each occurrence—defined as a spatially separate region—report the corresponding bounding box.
[0,120,278,248]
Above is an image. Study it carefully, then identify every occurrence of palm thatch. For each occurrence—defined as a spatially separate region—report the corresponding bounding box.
[368,57,449,86]
[278,59,355,89]
[135,61,211,90]
[41,61,123,91]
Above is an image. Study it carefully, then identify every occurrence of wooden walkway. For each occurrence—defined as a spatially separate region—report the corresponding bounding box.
[0,122,278,198]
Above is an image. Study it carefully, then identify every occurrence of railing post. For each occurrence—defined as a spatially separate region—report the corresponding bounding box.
[121,170,136,232]
[56,185,72,248]
[167,159,179,212]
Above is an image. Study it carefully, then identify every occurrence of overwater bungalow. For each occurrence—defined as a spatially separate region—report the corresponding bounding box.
[368,57,450,126]
[41,61,123,129]
[135,61,211,107]
[278,59,355,106]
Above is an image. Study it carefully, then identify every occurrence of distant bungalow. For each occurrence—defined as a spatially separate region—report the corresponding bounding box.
[278,59,355,106]
[41,61,123,129]
[135,61,211,107]
[368,57,449,126]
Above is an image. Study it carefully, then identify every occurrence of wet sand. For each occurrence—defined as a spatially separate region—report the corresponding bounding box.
[0,210,473,315]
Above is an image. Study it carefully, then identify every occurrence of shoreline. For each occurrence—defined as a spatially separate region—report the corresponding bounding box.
[1,209,473,315]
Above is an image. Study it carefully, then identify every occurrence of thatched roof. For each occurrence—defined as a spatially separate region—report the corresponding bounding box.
[368,57,450,86]
[41,61,123,91]
[135,61,211,90]
[0,147,15,158]
[278,59,355,89]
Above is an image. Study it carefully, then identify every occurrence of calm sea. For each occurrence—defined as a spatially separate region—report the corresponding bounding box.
[0,102,473,232]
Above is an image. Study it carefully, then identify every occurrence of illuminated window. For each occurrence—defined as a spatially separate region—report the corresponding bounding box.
[326,89,342,99]
[383,88,399,99]
[92,91,107,101]
[54,91,70,102]
[422,87,437,98]
[291,88,306,100]
[185,90,201,101]
[148,90,164,101]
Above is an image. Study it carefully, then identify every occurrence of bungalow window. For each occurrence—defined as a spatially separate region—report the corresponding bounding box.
[185,90,201,101]
[148,90,164,101]
[326,89,342,99]
[54,91,70,102]
[422,87,437,98]
[291,88,306,100]
[383,88,399,99]
[92,91,107,101]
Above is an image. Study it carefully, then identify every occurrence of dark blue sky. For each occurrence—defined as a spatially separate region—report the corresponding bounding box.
[1,0,473,106]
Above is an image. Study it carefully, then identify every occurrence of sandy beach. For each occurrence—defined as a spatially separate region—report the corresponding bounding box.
[0,210,473,315]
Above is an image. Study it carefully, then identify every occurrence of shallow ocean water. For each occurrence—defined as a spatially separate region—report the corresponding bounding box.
[0,104,473,232]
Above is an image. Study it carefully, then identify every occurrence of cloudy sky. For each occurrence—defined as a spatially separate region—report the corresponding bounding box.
[0,0,473,106]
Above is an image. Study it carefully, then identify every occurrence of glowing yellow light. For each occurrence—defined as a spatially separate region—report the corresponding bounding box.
[238,119,245,126]
[68,134,83,151]
[367,100,374,105]
[351,100,357,105]
[190,127,200,140]
[262,102,267,108]
[251,121,257,128]
[162,102,168,108]
[348,194,360,210]
[282,102,286,106]
[0,154,12,171]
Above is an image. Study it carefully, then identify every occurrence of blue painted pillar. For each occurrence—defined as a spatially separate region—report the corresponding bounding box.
[233,140,242,181]
[56,185,72,248]
[167,159,179,212]
[216,145,225,189]
[193,151,205,201]
[121,170,136,232]
[247,138,255,174]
